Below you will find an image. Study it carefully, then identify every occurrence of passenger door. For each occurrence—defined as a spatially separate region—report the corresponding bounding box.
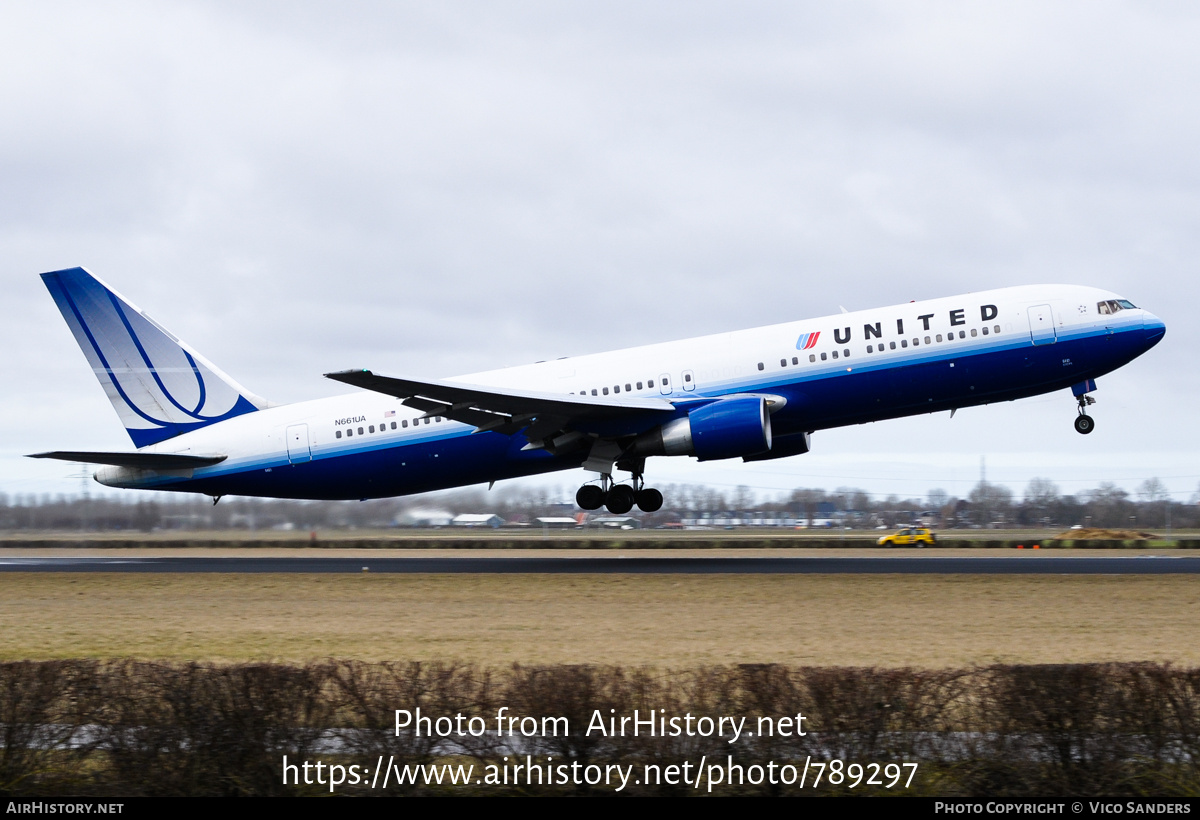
[286,424,311,464]
[1027,304,1057,346]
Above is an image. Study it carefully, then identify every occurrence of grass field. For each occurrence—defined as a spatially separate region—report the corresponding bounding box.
[3,568,1198,667]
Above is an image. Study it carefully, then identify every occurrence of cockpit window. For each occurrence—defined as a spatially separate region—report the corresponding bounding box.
[1098,299,1138,315]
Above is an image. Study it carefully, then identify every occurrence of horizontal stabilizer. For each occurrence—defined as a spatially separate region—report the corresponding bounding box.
[27,451,228,470]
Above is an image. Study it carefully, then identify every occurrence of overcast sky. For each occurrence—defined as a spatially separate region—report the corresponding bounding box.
[2,1,1197,506]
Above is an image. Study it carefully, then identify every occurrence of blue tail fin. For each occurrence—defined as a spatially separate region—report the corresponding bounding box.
[41,267,268,447]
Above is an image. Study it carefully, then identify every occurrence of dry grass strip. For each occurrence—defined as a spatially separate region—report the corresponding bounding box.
[2,573,1198,667]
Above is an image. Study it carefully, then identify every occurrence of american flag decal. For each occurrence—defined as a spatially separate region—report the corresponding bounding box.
[384,410,395,417]
[795,331,820,350]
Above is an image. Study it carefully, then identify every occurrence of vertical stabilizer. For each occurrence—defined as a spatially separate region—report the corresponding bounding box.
[41,267,268,447]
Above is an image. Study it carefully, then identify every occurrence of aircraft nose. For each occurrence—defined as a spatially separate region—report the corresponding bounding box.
[1142,312,1166,347]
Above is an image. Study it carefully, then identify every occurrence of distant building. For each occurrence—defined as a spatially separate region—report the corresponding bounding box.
[451,514,504,529]
[396,509,454,527]
[679,510,804,528]
[535,516,582,529]
[589,516,642,530]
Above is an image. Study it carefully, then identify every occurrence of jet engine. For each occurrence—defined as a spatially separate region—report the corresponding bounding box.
[630,396,772,461]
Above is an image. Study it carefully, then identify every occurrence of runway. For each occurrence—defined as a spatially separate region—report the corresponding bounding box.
[1,555,1199,574]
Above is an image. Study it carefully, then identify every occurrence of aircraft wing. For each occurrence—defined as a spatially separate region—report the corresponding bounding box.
[27,451,228,469]
[324,369,677,440]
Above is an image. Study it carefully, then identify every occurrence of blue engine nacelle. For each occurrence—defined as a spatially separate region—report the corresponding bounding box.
[687,396,773,460]
[632,396,773,461]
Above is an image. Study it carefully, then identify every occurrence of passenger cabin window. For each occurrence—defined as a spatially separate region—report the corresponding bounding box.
[780,358,787,367]
[391,422,397,429]
[626,383,632,391]
[758,362,764,370]
[843,349,849,357]
[820,352,827,361]
[402,420,408,428]
[970,329,977,337]
[369,425,375,433]
[613,385,620,393]
[889,341,896,350]
[982,327,989,335]
[809,354,816,362]
[637,381,643,389]
[792,357,798,365]
[357,427,364,435]
[336,430,342,439]
[867,345,873,353]
[831,350,838,359]
[994,325,1001,333]
[648,379,655,388]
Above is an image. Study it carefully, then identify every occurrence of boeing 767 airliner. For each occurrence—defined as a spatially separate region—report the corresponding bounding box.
[30,267,1165,514]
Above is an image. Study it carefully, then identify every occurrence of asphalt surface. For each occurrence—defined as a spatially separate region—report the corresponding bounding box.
[1,556,1198,574]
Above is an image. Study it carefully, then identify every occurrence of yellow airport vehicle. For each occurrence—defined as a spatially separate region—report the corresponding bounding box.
[877,527,938,547]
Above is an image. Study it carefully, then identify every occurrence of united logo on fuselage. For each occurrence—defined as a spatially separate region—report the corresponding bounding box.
[800,304,1001,348]
[795,331,820,351]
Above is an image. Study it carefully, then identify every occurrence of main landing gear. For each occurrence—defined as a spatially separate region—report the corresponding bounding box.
[1074,394,1096,435]
[576,472,664,514]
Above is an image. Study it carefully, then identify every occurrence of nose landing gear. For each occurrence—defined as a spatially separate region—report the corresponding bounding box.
[1074,394,1096,435]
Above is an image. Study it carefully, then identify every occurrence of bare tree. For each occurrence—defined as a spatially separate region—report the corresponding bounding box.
[927,488,949,511]
[1138,478,1168,503]
[968,482,1013,528]
[1022,477,1060,526]
[1083,482,1134,529]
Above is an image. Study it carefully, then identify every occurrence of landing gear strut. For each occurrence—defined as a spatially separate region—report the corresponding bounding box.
[575,464,664,514]
[1075,394,1096,435]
